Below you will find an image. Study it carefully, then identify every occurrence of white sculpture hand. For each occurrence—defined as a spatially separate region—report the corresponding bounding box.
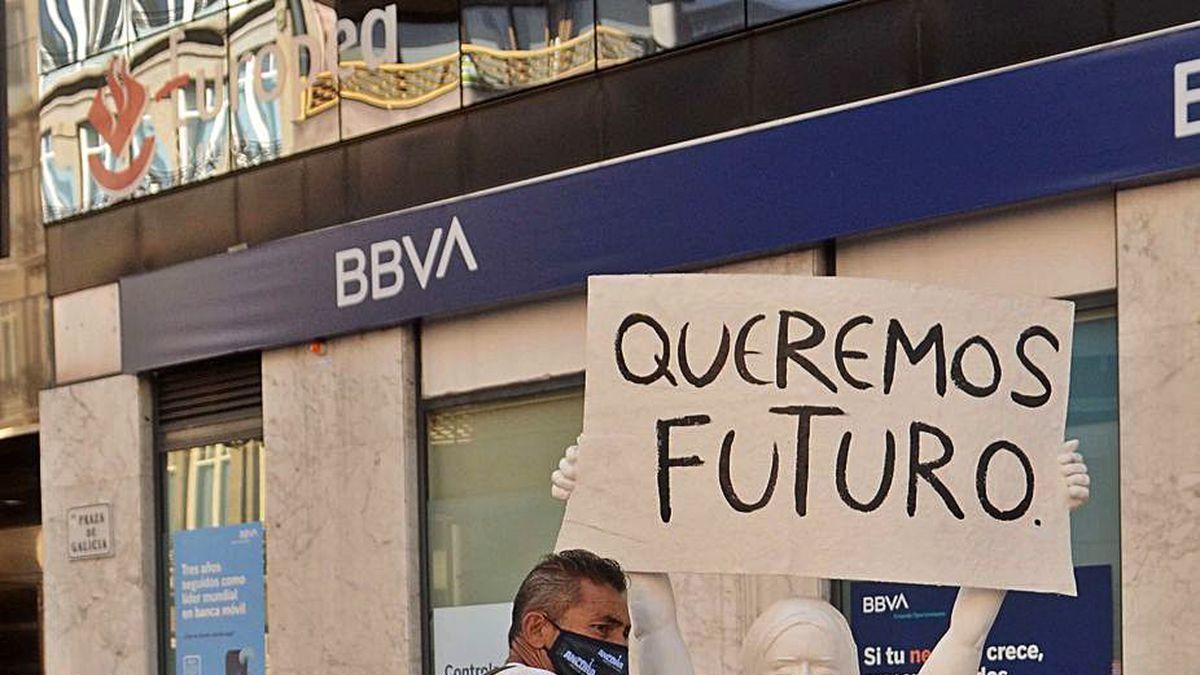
[1058,439,1090,512]
[551,443,579,502]
[548,440,695,675]
[919,439,1089,675]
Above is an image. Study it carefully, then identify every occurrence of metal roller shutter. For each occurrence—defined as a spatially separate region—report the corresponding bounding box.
[154,353,262,451]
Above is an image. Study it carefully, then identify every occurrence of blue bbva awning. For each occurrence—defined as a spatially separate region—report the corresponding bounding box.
[122,22,1200,372]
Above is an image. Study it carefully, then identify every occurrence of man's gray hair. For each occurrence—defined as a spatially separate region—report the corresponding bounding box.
[508,549,627,644]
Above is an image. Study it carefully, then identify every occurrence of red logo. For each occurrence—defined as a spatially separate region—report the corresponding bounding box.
[87,58,156,195]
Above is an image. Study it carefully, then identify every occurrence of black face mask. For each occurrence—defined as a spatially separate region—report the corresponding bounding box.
[547,623,629,675]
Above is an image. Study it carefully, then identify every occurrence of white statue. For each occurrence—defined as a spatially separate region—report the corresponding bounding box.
[551,440,1091,675]
[741,597,858,675]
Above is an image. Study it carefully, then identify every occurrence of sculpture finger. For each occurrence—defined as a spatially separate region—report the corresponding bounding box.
[1057,451,1084,465]
[1066,473,1091,488]
[558,454,579,480]
[1061,462,1088,477]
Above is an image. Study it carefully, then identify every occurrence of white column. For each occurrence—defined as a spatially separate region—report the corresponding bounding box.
[1116,177,1200,671]
[40,375,156,675]
[262,326,422,674]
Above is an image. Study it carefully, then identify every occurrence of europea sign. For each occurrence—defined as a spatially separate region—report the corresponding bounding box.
[85,2,418,196]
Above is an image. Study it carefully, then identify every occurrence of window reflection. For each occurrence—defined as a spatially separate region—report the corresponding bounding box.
[38,48,132,220]
[747,0,844,27]
[460,0,594,103]
[131,0,227,39]
[34,0,854,222]
[165,440,266,532]
[78,120,123,209]
[229,0,340,163]
[597,0,743,63]
[39,0,128,72]
[40,131,78,221]
[338,0,460,138]
[128,12,231,190]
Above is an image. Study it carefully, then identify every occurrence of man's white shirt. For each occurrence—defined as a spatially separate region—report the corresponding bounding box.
[498,664,554,675]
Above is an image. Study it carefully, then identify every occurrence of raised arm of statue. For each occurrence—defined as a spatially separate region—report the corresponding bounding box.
[552,443,697,675]
[919,440,1091,675]
[918,586,1008,675]
[627,573,695,675]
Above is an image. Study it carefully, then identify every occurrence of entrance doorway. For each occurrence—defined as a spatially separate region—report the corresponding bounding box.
[0,434,42,673]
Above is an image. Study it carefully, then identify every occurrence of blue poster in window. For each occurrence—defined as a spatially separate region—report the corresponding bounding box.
[850,565,1112,675]
[174,522,266,675]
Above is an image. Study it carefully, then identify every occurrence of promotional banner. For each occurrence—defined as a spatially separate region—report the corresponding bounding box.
[174,523,266,675]
[850,565,1113,675]
[557,275,1077,594]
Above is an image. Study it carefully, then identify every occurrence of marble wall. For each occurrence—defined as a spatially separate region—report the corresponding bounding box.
[262,326,422,674]
[838,193,1116,298]
[422,294,587,398]
[39,375,156,675]
[52,283,122,384]
[1116,178,1200,671]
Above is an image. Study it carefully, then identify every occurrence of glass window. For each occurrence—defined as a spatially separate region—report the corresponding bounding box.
[338,0,461,138]
[132,0,227,41]
[161,439,267,675]
[1064,311,1120,662]
[38,47,131,221]
[228,0,340,163]
[78,120,121,210]
[129,12,232,191]
[841,310,1122,673]
[461,0,594,104]
[747,0,846,27]
[597,0,743,65]
[426,388,584,673]
[39,0,128,72]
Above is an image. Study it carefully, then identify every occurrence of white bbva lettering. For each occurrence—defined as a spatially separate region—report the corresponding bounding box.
[335,216,479,308]
[1175,58,1200,138]
[862,593,909,614]
[336,248,368,308]
[370,240,404,300]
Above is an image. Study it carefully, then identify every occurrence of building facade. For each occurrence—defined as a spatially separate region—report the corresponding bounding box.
[26,1,1200,674]
[0,0,55,668]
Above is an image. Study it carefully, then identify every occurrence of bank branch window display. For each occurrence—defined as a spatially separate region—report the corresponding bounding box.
[426,388,584,674]
[162,439,268,675]
[844,311,1121,675]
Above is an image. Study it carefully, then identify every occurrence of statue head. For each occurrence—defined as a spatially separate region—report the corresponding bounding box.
[741,597,860,675]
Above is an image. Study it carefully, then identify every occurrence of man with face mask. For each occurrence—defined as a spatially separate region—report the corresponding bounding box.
[491,549,634,675]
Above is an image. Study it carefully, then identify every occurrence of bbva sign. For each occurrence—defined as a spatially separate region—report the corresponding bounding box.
[334,216,479,308]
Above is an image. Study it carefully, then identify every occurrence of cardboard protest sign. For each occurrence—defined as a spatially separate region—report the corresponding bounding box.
[556,275,1077,595]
